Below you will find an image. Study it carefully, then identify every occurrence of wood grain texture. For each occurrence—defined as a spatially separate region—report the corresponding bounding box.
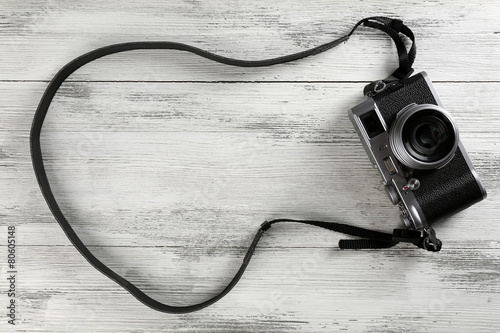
[1,1,499,332]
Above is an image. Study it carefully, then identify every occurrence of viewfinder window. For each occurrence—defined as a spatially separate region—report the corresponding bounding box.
[360,110,385,138]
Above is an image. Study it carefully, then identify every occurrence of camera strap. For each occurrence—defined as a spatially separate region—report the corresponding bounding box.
[30,17,440,314]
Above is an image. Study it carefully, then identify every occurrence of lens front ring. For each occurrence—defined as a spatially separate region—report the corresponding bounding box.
[389,104,459,169]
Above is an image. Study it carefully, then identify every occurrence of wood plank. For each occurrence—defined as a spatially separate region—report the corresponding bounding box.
[9,244,500,332]
[0,1,499,81]
[1,82,498,249]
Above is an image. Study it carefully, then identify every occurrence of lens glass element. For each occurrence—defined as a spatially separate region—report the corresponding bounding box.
[402,111,455,163]
[389,104,459,169]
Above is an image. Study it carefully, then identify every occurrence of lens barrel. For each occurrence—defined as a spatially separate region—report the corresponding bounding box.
[389,104,459,169]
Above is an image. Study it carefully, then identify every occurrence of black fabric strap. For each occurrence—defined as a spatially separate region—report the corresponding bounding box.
[263,219,441,251]
[30,17,424,314]
[352,17,416,80]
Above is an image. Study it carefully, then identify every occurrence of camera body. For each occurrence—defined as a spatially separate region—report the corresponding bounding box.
[349,72,486,230]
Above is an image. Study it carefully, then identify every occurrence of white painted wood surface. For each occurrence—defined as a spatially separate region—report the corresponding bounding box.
[1,1,499,332]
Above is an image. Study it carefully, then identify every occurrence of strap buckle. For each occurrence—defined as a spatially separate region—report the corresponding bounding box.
[392,227,442,252]
[421,228,442,252]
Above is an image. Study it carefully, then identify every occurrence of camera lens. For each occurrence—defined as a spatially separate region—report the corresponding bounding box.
[404,113,454,161]
[389,104,458,169]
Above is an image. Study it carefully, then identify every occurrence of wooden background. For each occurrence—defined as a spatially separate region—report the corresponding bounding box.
[1,1,499,332]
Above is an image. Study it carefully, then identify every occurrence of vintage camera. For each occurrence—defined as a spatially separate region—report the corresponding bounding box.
[349,72,487,230]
